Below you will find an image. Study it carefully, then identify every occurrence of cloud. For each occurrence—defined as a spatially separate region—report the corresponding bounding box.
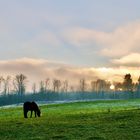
[0,57,140,91]
[63,21,140,57]
[0,57,97,85]
[23,30,62,50]
[111,53,140,66]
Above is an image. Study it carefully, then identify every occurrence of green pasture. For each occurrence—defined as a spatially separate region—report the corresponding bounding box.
[0,99,140,140]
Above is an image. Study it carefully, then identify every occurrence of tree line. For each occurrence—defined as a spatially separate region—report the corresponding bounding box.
[0,74,26,96]
[0,73,140,96]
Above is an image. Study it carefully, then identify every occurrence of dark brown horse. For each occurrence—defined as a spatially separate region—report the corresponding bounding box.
[23,101,41,118]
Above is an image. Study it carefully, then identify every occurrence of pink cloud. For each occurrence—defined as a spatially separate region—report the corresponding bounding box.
[63,21,140,57]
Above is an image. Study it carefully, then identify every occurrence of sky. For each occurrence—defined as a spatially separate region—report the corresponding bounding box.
[0,0,140,90]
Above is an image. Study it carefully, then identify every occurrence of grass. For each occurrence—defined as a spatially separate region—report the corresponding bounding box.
[0,99,140,140]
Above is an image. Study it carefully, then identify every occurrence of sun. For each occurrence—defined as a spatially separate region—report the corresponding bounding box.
[110,84,115,90]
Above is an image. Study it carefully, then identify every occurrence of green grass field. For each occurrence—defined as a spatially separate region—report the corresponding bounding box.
[0,99,140,140]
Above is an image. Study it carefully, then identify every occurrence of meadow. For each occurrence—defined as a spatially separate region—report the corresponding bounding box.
[0,99,140,140]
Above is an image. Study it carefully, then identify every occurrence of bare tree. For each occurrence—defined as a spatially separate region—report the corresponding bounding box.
[45,78,50,91]
[39,81,45,93]
[61,80,69,92]
[69,85,75,93]
[13,74,27,95]
[32,83,37,94]
[79,79,86,92]
[0,76,3,93]
[91,79,110,93]
[91,81,96,92]
[53,79,61,92]
[2,76,11,95]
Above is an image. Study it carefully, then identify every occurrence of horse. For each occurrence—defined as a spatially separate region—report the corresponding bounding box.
[23,101,41,118]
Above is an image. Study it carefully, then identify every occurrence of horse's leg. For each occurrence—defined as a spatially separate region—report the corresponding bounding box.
[30,111,32,118]
[35,111,37,117]
[24,110,28,118]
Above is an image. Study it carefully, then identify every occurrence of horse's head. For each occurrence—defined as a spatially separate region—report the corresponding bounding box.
[37,109,41,117]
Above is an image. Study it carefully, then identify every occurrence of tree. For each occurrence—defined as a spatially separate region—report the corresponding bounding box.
[69,85,75,92]
[138,76,140,84]
[91,79,108,93]
[0,76,3,93]
[123,74,133,92]
[53,79,61,92]
[39,81,45,93]
[61,80,69,92]
[91,81,96,92]
[136,76,140,92]
[13,74,27,95]
[2,76,11,95]
[32,83,37,94]
[114,82,123,91]
[45,78,50,92]
[79,79,86,92]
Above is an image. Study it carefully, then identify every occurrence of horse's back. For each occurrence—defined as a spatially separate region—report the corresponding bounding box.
[23,101,38,110]
[23,101,32,110]
[31,102,39,110]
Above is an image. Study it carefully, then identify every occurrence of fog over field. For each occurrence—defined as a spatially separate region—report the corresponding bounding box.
[0,57,140,91]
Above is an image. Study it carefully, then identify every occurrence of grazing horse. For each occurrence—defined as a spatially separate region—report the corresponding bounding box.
[23,101,41,118]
